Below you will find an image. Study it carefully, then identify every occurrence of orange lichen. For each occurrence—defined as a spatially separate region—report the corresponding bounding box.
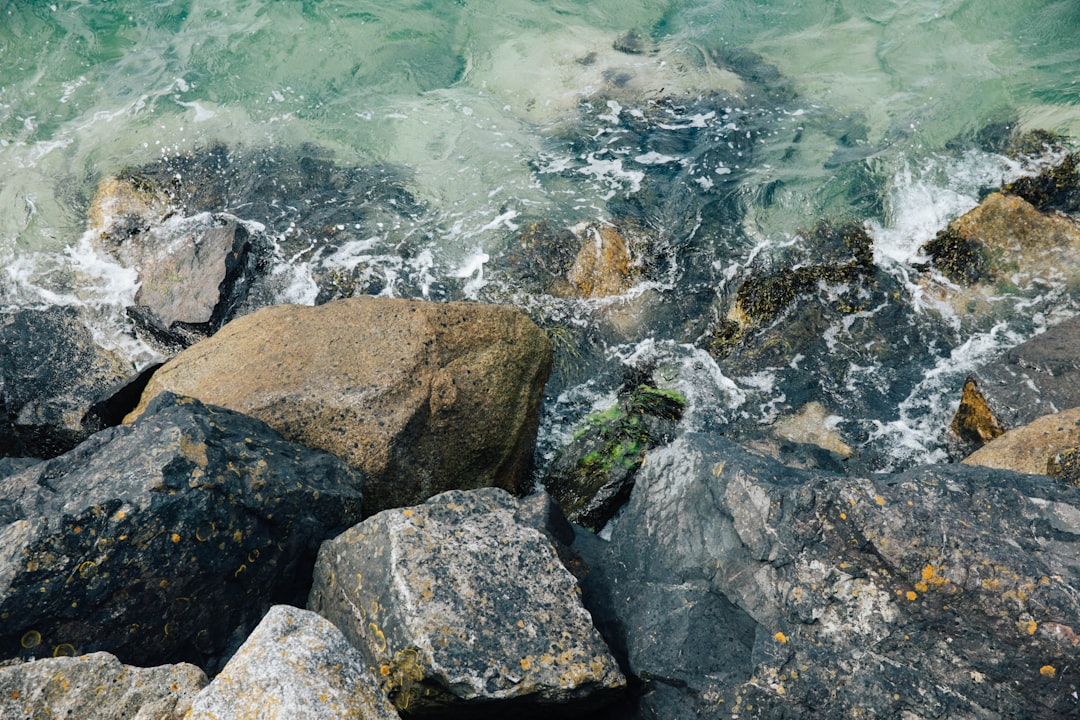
[774,632,788,644]
[906,591,918,601]
[1040,665,1056,678]
[520,657,533,671]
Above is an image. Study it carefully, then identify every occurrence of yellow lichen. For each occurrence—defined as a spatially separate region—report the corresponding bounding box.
[906,591,918,601]
[1040,665,1056,678]
[774,631,788,644]
[520,657,533,671]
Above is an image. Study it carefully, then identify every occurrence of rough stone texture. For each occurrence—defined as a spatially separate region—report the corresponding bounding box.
[0,392,364,671]
[87,176,174,242]
[187,605,400,720]
[0,307,130,459]
[963,406,1080,476]
[0,651,206,720]
[308,488,625,717]
[127,297,552,515]
[577,433,1080,719]
[770,401,852,457]
[948,317,1080,458]
[566,222,645,298]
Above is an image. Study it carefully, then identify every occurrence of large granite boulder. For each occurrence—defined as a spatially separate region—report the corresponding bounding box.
[127,297,553,515]
[0,651,206,720]
[0,307,130,458]
[963,406,1080,476]
[0,392,365,671]
[187,605,399,720]
[577,433,1080,719]
[948,317,1080,458]
[308,488,625,717]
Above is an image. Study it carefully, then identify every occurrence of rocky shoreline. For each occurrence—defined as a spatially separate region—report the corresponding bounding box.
[2,135,1080,718]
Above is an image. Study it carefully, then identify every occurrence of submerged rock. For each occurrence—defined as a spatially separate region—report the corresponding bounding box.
[187,605,399,720]
[578,433,1080,719]
[127,297,552,515]
[0,652,206,720]
[0,392,364,670]
[0,307,129,459]
[948,316,1080,458]
[308,488,625,717]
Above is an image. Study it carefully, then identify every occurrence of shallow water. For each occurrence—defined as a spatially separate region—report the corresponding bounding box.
[2,0,1078,471]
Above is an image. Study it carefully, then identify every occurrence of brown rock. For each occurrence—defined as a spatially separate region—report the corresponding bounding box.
[88,176,173,242]
[127,297,552,514]
[566,222,646,298]
[962,406,1080,476]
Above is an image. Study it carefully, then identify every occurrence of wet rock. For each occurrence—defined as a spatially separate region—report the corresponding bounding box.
[87,175,174,242]
[923,192,1080,296]
[0,392,364,670]
[565,221,652,299]
[308,488,626,717]
[0,651,206,720]
[770,401,853,458]
[187,605,399,720]
[1002,151,1080,214]
[948,317,1080,458]
[0,307,129,459]
[578,433,1080,719]
[962,406,1080,476]
[127,297,552,515]
[545,380,684,532]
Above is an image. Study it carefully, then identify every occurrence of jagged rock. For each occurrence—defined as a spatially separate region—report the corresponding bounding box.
[126,297,552,515]
[187,605,399,720]
[0,392,364,671]
[577,432,1080,719]
[962,406,1080,476]
[308,488,626,717]
[0,307,130,458]
[545,382,684,532]
[770,401,852,458]
[948,317,1080,458]
[0,651,206,720]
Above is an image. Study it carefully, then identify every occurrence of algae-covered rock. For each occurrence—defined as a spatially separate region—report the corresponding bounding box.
[545,382,684,531]
[187,605,399,720]
[126,297,552,515]
[0,652,206,720]
[308,488,625,717]
[0,392,364,670]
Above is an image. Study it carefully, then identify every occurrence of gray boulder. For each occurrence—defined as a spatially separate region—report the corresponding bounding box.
[0,307,129,458]
[308,488,625,717]
[0,651,206,720]
[0,392,365,671]
[187,605,399,720]
[578,433,1080,719]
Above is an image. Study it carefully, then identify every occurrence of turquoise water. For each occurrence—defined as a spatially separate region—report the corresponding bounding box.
[2,0,1079,468]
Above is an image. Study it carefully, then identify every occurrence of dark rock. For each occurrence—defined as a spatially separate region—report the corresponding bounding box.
[127,297,552,515]
[1002,151,1080,214]
[545,381,684,532]
[308,488,626,718]
[1049,446,1080,487]
[577,433,1080,719]
[0,307,129,459]
[0,651,206,720]
[948,317,1080,458]
[0,392,365,671]
[187,605,399,720]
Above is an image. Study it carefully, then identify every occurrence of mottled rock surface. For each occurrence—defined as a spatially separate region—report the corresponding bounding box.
[578,433,1080,719]
[128,297,552,515]
[948,317,1080,458]
[0,307,129,458]
[0,651,206,720]
[963,406,1080,476]
[308,488,625,717]
[187,605,399,720]
[0,392,364,670]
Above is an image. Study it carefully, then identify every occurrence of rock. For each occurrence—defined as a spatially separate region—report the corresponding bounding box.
[88,176,174,242]
[577,433,1080,719]
[0,392,364,671]
[545,382,684,532]
[770,401,853,458]
[565,221,649,299]
[0,307,130,458]
[923,192,1080,291]
[187,605,399,720]
[127,297,552,515]
[1048,446,1080,486]
[0,651,206,720]
[947,317,1080,458]
[308,488,626,717]
[962,406,1080,476]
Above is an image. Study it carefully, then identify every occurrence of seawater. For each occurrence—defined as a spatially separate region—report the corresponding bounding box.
[2,0,1079,470]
